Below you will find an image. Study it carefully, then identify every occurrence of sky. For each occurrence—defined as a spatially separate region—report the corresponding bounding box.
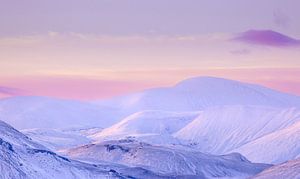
[0,0,300,100]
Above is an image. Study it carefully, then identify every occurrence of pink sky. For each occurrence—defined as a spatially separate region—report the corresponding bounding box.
[1,67,300,100]
[0,0,299,100]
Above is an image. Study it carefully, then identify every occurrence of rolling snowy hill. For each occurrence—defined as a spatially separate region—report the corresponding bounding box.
[65,139,271,178]
[91,110,200,145]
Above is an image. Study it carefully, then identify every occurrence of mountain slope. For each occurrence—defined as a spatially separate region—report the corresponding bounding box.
[253,158,300,179]
[0,120,167,179]
[92,110,200,144]
[233,120,300,164]
[21,128,100,151]
[65,139,271,178]
[174,105,300,155]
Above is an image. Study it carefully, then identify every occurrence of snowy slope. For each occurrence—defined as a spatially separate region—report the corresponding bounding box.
[175,105,300,154]
[96,76,300,113]
[233,120,300,164]
[0,120,47,150]
[0,120,169,179]
[253,158,300,179]
[0,96,122,130]
[21,128,102,151]
[66,139,271,178]
[92,110,200,144]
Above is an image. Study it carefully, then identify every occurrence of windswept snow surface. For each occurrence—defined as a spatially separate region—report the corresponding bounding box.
[233,120,300,164]
[92,110,200,145]
[0,120,168,179]
[253,158,300,179]
[66,139,271,178]
[175,105,300,155]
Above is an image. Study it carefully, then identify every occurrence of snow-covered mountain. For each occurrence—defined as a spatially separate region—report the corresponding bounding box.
[91,110,200,145]
[253,158,300,179]
[174,105,300,157]
[65,139,271,178]
[233,120,300,164]
[96,76,300,113]
[89,105,300,165]
[2,76,300,177]
[0,120,168,179]
[0,96,122,130]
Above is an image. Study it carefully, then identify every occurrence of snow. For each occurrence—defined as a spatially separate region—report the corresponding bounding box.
[2,76,300,178]
[90,104,300,165]
[65,139,271,178]
[2,76,300,131]
[233,120,300,164]
[175,105,300,155]
[95,76,300,113]
[92,110,200,142]
[0,120,171,179]
[253,158,300,179]
[21,128,100,151]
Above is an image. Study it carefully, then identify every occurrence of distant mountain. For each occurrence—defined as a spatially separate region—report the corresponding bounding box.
[2,77,300,130]
[97,76,300,113]
[0,96,122,129]
[65,139,271,178]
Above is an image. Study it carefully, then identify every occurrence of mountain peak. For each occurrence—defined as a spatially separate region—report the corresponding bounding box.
[175,76,239,88]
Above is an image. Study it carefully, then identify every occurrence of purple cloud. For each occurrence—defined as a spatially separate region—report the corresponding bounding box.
[233,30,300,47]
